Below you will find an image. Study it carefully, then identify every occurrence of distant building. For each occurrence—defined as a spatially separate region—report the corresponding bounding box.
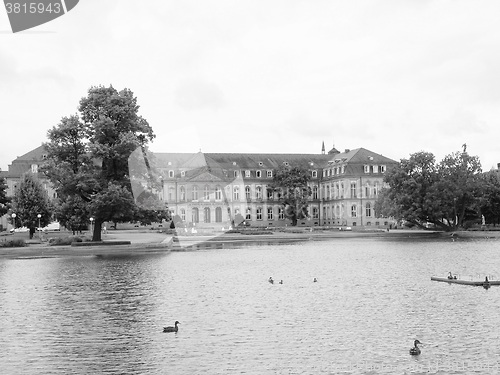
[0,143,398,231]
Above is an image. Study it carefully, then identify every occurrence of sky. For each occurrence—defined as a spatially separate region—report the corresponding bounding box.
[1,0,500,171]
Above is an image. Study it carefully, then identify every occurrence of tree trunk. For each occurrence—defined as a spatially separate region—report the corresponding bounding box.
[92,220,103,241]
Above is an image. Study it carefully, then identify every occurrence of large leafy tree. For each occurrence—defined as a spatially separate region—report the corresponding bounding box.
[11,173,52,238]
[269,165,311,226]
[44,85,160,241]
[478,171,500,226]
[377,147,482,231]
[0,177,10,218]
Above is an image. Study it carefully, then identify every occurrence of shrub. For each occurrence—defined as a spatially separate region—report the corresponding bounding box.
[0,238,27,248]
[48,235,92,246]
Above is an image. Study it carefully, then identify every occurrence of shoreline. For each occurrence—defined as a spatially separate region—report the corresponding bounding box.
[1,229,499,259]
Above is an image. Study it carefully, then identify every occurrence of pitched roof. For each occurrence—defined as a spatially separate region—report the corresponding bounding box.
[327,148,397,165]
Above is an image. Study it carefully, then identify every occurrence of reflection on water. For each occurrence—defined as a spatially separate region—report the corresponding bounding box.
[1,237,500,374]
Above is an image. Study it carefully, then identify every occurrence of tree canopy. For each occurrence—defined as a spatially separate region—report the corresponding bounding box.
[269,165,311,226]
[376,147,483,231]
[43,85,166,241]
[0,177,10,218]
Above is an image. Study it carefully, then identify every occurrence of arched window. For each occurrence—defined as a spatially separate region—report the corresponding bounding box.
[245,208,251,220]
[215,186,222,201]
[192,186,198,201]
[192,207,199,223]
[256,207,263,220]
[245,186,251,200]
[204,185,210,201]
[233,186,239,201]
[204,207,211,223]
[256,186,262,199]
[366,202,372,217]
[180,186,186,201]
[181,208,186,221]
[351,204,357,218]
[313,186,318,200]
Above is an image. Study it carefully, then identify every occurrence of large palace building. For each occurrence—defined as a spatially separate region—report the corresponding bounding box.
[0,143,398,231]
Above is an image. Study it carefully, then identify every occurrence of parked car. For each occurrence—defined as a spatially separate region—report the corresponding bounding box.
[10,227,29,233]
[41,222,61,232]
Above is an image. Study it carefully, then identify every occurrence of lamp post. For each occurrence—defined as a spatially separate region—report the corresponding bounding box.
[90,217,94,235]
[11,213,16,232]
[37,214,41,238]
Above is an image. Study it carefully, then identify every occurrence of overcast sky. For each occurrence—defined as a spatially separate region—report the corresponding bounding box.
[1,0,499,171]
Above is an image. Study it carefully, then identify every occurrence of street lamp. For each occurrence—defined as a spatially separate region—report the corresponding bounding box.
[37,214,41,230]
[11,213,16,231]
[90,217,94,234]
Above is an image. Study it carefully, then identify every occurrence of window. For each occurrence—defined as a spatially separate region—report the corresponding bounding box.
[259,162,263,166]
[373,183,378,197]
[340,183,344,198]
[180,186,186,201]
[256,207,263,220]
[204,185,210,200]
[313,186,318,200]
[323,170,326,178]
[245,170,251,178]
[216,207,222,222]
[365,185,370,198]
[327,169,331,177]
[364,165,369,173]
[192,207,199,223]
[192,186,198,201]
[42,154,47,160]
[31,164,38,173]
[373,165,378,174]
[169,170,174,178]
[366,203,372,217]
[341,165,345,174]
[351,204,357,218]
[168,187,174,202]
[336,183,340,199]
[312,170,317,178]
[256,170,262,178]
[267,188,273,200]
[233,186,239,201]
[350,182,357,198]
[267,207,273,220]
[204,207,211,223]
[256,186,262,200]
[181,171,186,177]
[326,185,330,200]
[312,207,319,219]
[381,165,386,173]
[278,207,284,220]
[245,186,251,200]
[215,186,222,201]
[234,170,239,178]
[181,208,186,221]
[246,208,251,220]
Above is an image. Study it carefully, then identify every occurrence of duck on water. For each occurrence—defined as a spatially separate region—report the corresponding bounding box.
[409,340,422,355]
[163,321,180,332]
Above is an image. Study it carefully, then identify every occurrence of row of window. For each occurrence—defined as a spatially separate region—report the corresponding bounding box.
[166,182,382,202]
[322,202,374,219]
[323,164,387,178]
[166,169,320,179]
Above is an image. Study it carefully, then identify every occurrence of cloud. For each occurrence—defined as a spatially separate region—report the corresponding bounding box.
[174,79,225,110]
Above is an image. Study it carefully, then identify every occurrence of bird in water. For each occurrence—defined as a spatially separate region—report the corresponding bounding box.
[163,321,180,333]
[409,339,422,355]
[268,277,274,284]
[313,278,318,282]
[279,280,283,284]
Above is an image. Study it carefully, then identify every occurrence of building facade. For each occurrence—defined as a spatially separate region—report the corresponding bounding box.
[0,144,398,231]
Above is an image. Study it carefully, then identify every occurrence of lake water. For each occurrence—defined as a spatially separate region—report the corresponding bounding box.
[1,236,500,374]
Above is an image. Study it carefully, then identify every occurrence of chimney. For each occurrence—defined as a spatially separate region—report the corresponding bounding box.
[344,149,350,153]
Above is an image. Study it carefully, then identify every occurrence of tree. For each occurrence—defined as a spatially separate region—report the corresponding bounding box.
[477,171,500,226]
[269,165,311,226]
[44,85,158,241]
[378,147,482,231]
[0,177,10,219]
[11,173,52,238]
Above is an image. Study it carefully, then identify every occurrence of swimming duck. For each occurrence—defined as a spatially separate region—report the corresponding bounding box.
[409,339,421,355]
[268,277,274,284]
[163,321,180,333]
